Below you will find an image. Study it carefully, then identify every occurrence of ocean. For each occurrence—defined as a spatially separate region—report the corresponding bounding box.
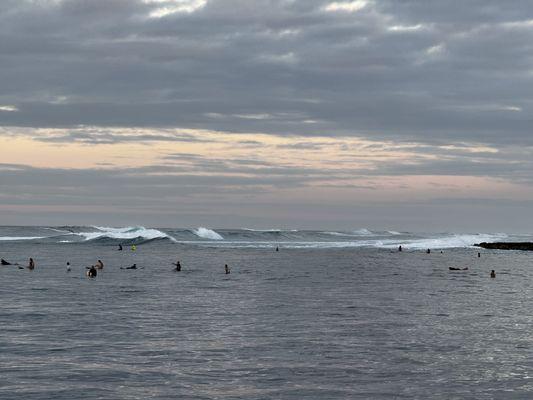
[0,226,532,399]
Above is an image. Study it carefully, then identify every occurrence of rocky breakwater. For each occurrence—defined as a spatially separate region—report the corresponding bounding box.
[476,242,533,251]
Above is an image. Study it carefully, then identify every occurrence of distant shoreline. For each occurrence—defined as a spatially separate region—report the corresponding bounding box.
[476,242,533,251]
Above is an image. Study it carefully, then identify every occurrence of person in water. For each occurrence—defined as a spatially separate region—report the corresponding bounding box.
[225,264,230,274]
[28,258,35,270]
[398,245,402,252]
[121,264,137,270]
[173,261,181,271]
[95,260,104,270]
[131,245,137,252]
[118,244,123,251]
[490,270,496,278]
[426,249,431,254]
[276,246,279,252]
[66,262,71,272]
[86,265,97,278]
[1,258,12,265]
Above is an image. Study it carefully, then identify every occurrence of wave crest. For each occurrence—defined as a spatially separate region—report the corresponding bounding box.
[192,227,224,240]
[77,226,176,242]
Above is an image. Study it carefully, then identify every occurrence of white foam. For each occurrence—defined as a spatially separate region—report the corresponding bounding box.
[323,231,359,237]
[0,236,44,241]
[76,226,176,242]
[383,233,509,250]
[192,227,224,240]
[352,228,374,236]
[387,231,402,235]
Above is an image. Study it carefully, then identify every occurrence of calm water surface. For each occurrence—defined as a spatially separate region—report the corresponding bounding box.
[1,241,532,399]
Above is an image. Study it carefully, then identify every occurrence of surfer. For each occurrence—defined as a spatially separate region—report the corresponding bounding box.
[173,261,181,271]
[118,244,123,251]
[1,258,12,265]
[490,270,496,278]
[276,246,279,252]
[86,265,97,278]
[66,262,71,272]
[398,245,402,252]
[449,267,468,271]
[478,252,481,258]
[225,264,230,274]
[28,258,35,270]
[426,249,431,254]
[121,264,137,270]
[95,260,104,270]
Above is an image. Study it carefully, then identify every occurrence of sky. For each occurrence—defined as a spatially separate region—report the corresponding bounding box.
[1,0,533,231]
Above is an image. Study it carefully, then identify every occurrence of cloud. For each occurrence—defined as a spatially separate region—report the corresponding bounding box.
[144,0,207,18]
[322,1,368,13]
[0,1,533,228]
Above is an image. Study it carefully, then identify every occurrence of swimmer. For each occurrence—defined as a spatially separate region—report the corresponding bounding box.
[1,258,12,265]
[86,265,97,278]
[225,264,230,274]
[28,258,35,270]
[173,261,181,271]
[95,260,104,270]
[66,262,71,272]
[398,245,402,252]
[490,270,496,278]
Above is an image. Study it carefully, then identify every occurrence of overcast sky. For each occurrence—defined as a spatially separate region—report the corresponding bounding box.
[1,0,533,231]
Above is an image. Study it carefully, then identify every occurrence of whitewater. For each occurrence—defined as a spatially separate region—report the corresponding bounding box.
[0,226,516,249]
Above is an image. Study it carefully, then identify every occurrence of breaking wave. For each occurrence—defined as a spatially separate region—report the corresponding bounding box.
[392,233,509,250]
[0,226,515,249]
[76,226,176,242]
[192,227,224,240]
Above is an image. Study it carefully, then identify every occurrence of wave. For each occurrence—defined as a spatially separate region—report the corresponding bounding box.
[76,226,176,242]
[352,228,374,236]
[241,228,300,233]
[192,227,224,240]
[387,233,509,250]
[387,231,402,235]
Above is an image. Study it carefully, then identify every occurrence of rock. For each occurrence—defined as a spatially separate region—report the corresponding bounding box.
[475,242,533,251]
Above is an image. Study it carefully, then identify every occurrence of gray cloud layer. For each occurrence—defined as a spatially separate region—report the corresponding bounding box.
[1,1,533,230]
[0,0,532,144]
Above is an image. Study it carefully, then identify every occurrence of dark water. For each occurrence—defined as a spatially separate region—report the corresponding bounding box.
[1,238,533,399]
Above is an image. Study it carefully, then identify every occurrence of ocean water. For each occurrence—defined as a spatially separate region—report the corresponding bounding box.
[1,226,533,399]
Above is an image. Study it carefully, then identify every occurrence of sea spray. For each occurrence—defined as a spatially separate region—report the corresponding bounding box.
[192,227,224,240]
